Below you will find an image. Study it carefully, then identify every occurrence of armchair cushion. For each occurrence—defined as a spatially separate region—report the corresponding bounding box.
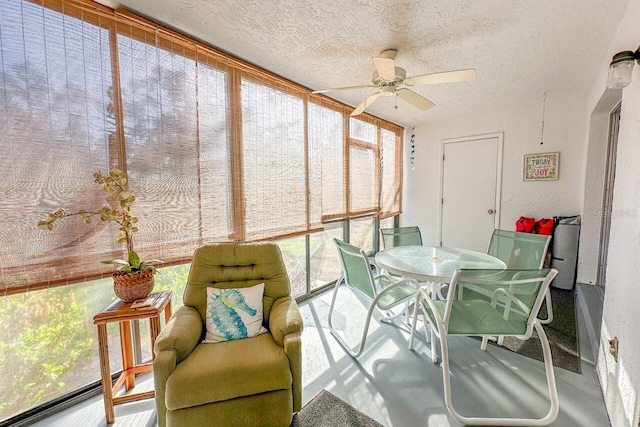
[204,283,267,342]
[165,332,292,411]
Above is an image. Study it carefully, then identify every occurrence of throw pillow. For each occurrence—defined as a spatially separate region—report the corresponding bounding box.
[203,283,268,343]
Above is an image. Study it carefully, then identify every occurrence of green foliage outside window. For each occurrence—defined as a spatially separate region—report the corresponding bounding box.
[0,263,190,422]
[0,286,94,420]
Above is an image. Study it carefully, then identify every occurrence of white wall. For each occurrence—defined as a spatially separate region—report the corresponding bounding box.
[589,1,640,425]
[402,95,587,246]
[578,88,623,285]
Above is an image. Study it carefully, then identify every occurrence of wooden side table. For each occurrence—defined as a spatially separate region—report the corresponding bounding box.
[93,290,173,424]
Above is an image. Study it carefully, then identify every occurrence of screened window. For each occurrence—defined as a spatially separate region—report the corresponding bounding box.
[349,118,379,216]
[242,78,307,240]
[0,1,115,290]
[308,102,345,222]
[0,0,403,294]
[0,0,404,422]
[380,127,402,218]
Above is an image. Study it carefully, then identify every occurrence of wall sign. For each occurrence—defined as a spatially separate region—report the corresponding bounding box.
[523,152,559,181]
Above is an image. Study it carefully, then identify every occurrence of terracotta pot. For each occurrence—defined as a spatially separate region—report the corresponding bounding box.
[112,269,155,303]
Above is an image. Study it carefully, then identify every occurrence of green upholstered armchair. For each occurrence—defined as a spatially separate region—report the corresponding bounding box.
[153,242,303,427]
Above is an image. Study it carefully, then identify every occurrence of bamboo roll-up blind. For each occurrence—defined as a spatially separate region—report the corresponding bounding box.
[1,0,404,295]
[349,118,380,216]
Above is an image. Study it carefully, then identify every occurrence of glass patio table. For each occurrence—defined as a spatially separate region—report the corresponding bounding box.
[375,245,506,284]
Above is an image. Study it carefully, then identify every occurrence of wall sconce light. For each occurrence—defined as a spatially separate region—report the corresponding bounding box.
[606,46,640,89]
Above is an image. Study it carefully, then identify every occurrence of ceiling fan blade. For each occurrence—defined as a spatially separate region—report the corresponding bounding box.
[396,88,435,111]
[404,68,477,87]
[350,92,383,116]
[373,56,396,81]
[312,85,375,94]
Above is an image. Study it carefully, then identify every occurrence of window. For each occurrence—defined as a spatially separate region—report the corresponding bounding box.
[380,216,396,230]
[0,0,403,421]
[349,118,379,216]
[1,0,403,297]
[308,101,346,222]
[380,127,402,218]
[276,235,308,296]
[350,216,375,254]
[309,225,343,291]
[242,78,307,240]
[0,263,188,422]
[117,27,232,262]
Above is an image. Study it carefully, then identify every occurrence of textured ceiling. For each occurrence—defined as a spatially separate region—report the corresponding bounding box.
[98,0,629,127]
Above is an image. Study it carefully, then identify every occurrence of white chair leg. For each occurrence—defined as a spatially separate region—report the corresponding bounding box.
[408,295,420,351]
[481,336,489,351]
[330,304,376,358]
[441,321,559,426]
[429,325,438,363]
[328,276,374,358]
[538,289,554,325]
[326,275,343,333]
[408,294,439,363]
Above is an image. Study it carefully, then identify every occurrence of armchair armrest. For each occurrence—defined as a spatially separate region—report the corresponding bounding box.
[155,305,203,364]
[153,305,203,427]
[268,296,303,412]
[269,296,303,346]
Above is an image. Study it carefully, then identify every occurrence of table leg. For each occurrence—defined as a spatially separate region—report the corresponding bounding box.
[97,323,115,424]
[150,315,161,358]
[165,299,172,323]
[119,320,135,391]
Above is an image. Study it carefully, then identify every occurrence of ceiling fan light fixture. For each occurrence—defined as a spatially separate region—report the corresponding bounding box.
[372,67,406,86]
[606,47,640,89]
[381,86,396,96]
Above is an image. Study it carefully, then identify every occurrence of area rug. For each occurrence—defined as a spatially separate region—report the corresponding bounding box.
[497,287,581,373]
[290,390,384,427]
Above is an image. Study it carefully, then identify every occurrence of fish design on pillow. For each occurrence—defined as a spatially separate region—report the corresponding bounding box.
[208,289,257,340]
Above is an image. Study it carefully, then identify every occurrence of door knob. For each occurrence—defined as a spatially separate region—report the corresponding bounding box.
[488,209,495,214]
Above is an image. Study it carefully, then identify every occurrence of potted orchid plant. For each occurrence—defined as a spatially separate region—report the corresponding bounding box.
[38,168,161,302]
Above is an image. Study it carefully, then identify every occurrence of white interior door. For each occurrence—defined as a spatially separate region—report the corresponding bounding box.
[440,133,502,252]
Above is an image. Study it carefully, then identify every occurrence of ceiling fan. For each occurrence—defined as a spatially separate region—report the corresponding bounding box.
[312,49,476,116]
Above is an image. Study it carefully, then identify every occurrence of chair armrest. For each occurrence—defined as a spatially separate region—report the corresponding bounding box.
[269,296,303,413]
[153,305,202,427]
[269,296,303,347]
[154,305,203,364]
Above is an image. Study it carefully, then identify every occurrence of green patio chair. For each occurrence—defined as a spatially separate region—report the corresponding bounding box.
[482,229,553,348]
[374,226,423,278]
[328,238,418,357]
[409,268,559,426]
[487,229,551,270]
[476,229,553,348]
[379,226,423,249]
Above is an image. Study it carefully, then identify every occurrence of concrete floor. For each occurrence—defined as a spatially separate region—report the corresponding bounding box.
[32,285,610,427]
